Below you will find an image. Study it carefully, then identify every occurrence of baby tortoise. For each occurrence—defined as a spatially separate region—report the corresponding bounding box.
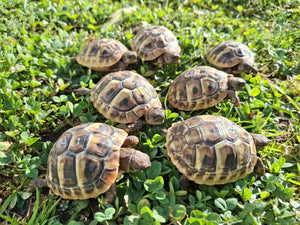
[76,38,137,71]
[76,71,165,134]
[165,115,269,186]
[28,123,151,202]
[206,40,258,75]
[131,25,181,69]
[168,66,246,111]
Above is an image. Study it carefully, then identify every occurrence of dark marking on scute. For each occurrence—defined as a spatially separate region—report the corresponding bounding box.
[118,112,127,122]
[143,52,149,58]
[239,167,247,176]
[119,98,129,108]
[73,187,82,195]
[144,42,153,49]
[243,145,250,162]
[95,179,107,189]
[179,90,187,101]
[224,154,237,172]
[63,154,77,187]
[157,39,166,47]
[50,159,59,185]
[136,34,148,46]
[102,49,109,56]
[63,188,71,196]
[94,79,111,96]
[84,158,100,182]
[176,155,189,168]
[234,48,244,57]
[218,52,234,62]
[208,82,215,91]
[202,155,215,171]
[83,184,95,194]
[207,175,215,180]
[220,175,228,180]
[184,154,195,167]
[57,186,63,195]
[186,166,198,176]
[106,88,117,101]
[110,109,120,118]
[210,44,227,58]
[88,44,100,57]
[193,87,199,95]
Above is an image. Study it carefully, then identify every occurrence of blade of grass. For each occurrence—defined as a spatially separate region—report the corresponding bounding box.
[0,190,18,215]
[27,188,40,225]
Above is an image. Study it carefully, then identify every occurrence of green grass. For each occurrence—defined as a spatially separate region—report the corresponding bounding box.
[0,0,299,224]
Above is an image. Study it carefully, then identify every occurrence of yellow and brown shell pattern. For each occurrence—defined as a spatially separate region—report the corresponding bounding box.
[76,38,128,71]
[46,123,127,199]
[168,66,229,111]
[206,40,255,73]
[166,115,258,185]
[91,71,162,124]
[131,25,180,61]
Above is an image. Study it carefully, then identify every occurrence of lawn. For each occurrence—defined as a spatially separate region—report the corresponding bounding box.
[0,0,299,224]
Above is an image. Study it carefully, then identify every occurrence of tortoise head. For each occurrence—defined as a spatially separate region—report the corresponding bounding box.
[163,51,181,65]
[251,133,270,151]
[228,76,246,91]
[238,62,258,74]
[145,107,165,125]
[119,148,151,173]
[122,50,138,64]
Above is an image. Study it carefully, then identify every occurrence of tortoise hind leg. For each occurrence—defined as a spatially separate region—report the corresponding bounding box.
[124,119,144,134]
[27,178,48,192]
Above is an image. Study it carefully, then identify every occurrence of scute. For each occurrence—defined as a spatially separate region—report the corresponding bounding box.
[46,123,127,199]
[168,66,229,111]
[166,115,259,185]
[90,71,162,124]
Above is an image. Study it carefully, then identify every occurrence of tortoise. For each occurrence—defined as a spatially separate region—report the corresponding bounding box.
[76,71,165,134]
[167,66,246,111]
[165,115,269,185]
[130,25,181,69]
[28,123,151,201]
[206,40,258,75]
[76,38,137,71]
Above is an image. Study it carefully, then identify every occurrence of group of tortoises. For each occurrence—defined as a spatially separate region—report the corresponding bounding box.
[29,25,269,202]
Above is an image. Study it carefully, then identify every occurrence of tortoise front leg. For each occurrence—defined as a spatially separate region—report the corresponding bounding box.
[124,119,144,134]
[155,56,164,69]
[227,90,241,107]
[104,183,117,204]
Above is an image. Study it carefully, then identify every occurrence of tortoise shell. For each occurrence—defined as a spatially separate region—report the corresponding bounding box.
[206,40,256,74]
[168,66,233,110]
[46,123,127,199]
[91,70,162,124]
[76,38,136,71]
[166,115,260,185]
[130,25,181,61]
